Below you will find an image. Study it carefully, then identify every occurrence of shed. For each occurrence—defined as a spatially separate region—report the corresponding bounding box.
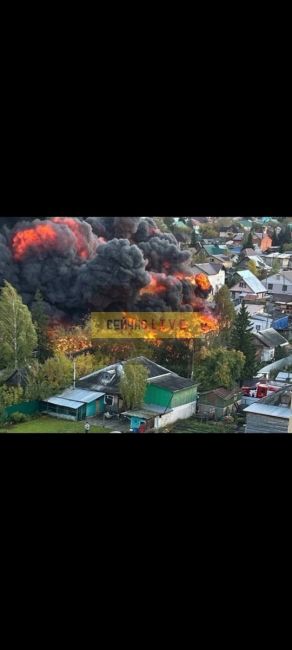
[197,387,241,419]
[41,388,105,421]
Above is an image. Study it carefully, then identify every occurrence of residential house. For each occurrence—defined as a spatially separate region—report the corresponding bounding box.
[76,356,198,430]
[204,252,233,270]
[202,244,229,258]
[253,231,273,252]
[261,253,292,270]
[232,230,272,252]
[244,385,292,433]
[253,327,289,363]
[197,387,241,419]
[235,305,273,333]
[192,262,225,298]
[124,374,198,431]
[264,270,292,300]
[231,270,267,301]
[236,251,270,273]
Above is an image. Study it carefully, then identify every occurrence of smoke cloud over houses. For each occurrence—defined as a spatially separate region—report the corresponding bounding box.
[0,216,218,331]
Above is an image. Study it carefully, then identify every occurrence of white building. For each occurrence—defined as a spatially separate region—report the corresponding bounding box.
[264,270,292,298]
[192,263,225,299]
[231,270,267,301]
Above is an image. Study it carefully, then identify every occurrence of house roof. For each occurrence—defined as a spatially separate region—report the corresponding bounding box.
[236,270,267,293]
[60,388,104,403]
[122,404,173,419]
[149,375,197,392]
[199,386,241,403]
[253,328,288,349]
[77,357,175,394]
[192,262,223,275]
[44,396,84,410]
[241,248,257,257]
[244,403,292,419]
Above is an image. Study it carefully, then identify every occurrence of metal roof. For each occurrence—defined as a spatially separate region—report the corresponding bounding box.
[59,388,104,403]
[244,403,291,419]
[236,270,267,293]
[44,396,84,409]
[192,263,223,275]
[149,375,197,391]
[253,328,288,348]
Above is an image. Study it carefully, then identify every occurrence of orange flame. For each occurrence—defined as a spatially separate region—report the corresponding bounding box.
[140,273,169,296]
[12,224,58,261]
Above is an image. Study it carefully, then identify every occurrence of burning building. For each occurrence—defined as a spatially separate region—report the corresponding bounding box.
[0,216,218,335]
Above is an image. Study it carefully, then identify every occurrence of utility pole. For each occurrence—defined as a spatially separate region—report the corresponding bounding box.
[73,358,76,389]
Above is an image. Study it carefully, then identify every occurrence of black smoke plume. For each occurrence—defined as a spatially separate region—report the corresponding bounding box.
[0,216,213,321]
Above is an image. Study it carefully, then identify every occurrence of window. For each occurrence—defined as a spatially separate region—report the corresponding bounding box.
[283,285,288,292]
[239,282,245,288]
[268,283,273,290]
[256,325,261,331]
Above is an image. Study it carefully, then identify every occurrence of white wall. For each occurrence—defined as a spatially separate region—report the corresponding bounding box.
[154,402,197,430]
[208,269,226,298]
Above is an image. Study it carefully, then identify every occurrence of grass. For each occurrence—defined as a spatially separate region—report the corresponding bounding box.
[0,415,112,434]
[167,418,237,434]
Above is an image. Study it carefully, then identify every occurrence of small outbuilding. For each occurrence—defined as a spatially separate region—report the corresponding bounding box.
[41,388,105,421]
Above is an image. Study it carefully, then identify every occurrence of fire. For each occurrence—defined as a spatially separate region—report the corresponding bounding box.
[47,324,92,354]
[12,224,58,261]
[194,273,211,292]
[140,273,169,296]
[174,271,211,292]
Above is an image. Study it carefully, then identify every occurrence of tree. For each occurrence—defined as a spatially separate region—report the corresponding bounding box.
[195,347,245,391]
[38,353,73,396]
[231,303,258,381]
[247,259,260,277]
[270,259,281,275]
[241,232,254,251]
[0,281,38,372]
[214,285,236,333]
[30,290,53,362]
[191,229,199,248]
[119,362,149,410]
[74,353,95,379]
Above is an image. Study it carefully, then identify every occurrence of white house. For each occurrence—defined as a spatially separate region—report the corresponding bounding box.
[261,253,292,270]
[231,270,267,301]
[264,270,292,298]
[192,263,225,299]
[253,328,289,363]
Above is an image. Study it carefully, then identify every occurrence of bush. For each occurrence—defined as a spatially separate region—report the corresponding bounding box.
[10,412,28,424]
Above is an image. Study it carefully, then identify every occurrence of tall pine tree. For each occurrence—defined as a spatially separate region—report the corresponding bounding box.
[31,290,53,362]
[231,302,258,382]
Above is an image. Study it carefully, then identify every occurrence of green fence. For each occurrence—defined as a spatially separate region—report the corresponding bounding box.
[5,401,40,418]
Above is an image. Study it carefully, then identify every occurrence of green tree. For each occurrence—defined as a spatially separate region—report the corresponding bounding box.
[195,347,245,391]
[0,385,24,422]
[119,362,149,409]
[214,285,236,333]
[231,303,258,381]
[241,231,255,251]
[247,259,260,277]
[31,290,53,362]
[0,281,38,372]
[38,353,73,396]
[191,229,199,248]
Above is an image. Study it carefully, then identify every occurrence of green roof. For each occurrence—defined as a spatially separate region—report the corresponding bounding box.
[203,244,229,256]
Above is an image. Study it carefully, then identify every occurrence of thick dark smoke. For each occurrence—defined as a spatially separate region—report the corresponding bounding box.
[0,216,213,321]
